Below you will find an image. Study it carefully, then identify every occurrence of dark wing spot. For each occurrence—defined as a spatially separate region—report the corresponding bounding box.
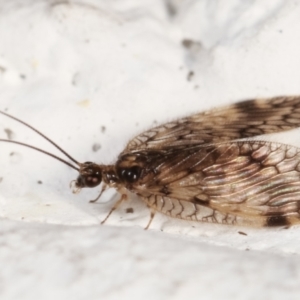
[265,216,290,227]
[160,186,170,195]
[193,197,210,207]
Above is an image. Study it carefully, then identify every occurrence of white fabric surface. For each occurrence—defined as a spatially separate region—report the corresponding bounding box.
[0,1,300,299]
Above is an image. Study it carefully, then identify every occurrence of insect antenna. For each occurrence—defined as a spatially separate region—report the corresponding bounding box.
[0,139,79,171]
[0,110,80,170]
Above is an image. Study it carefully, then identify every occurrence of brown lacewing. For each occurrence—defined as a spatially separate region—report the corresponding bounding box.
[2,96,300,229]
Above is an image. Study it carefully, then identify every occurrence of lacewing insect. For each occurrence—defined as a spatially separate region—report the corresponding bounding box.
[2,96,300,229]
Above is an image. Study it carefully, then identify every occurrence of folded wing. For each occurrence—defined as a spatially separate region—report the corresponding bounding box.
[128,141,300,226]
[123,96,300,153]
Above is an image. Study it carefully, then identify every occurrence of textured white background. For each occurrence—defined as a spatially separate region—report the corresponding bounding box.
[1,0,300,299]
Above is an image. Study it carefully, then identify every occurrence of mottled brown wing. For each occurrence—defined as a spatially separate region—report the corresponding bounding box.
[123,96,300,153]
[125,141,300,227]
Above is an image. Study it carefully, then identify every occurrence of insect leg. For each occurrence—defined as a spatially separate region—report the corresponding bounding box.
[90,184,108,203]
[101,193,127,224]
[144,209,156,230]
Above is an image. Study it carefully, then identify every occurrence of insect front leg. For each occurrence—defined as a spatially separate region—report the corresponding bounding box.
[90,184,108,203]
[101,193,127,225]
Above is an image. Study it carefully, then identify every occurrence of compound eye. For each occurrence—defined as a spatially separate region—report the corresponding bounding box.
[84,174,102,188]
[119,166,141,183]
[75,162,102,188]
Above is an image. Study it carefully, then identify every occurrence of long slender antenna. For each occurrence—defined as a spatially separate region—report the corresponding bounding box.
[0,139,79,171]
[0,110,79,165]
